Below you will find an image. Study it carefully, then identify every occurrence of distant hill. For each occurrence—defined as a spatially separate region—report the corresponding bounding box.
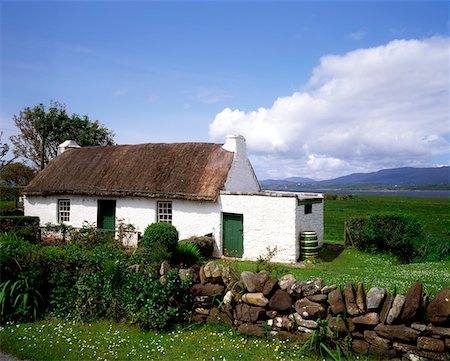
[260,166,450,189]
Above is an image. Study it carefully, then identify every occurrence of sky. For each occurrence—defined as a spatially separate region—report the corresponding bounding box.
[1,0,449,180]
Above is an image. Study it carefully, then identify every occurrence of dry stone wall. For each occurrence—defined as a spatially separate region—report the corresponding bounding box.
[172,261,450,360]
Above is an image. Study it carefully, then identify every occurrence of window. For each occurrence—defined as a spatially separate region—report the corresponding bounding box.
[58,199,70,222]
[157,201,172,223]
[304,203,312,214]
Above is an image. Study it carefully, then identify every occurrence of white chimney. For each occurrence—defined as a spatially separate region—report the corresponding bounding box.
[222,134,247,156]
[57,140,81,156]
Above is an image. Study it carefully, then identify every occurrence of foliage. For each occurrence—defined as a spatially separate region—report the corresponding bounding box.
[0,216,41,243]
[346,214,425,262]
[115,218,136,248]
[141,222,179,255]
[256,246,279,274]
[179,236,214,258]
[10,101,115,170]
[413,237,450,263]
[0,131,16,171]
[172,242,203,267]
[0,162,36,186]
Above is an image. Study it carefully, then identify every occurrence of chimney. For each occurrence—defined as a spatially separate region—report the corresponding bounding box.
[222,134,247,156]
[57,140,81,156]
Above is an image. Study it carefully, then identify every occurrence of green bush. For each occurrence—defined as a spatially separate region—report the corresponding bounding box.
[179,236,214,258]
[141,223,179,255]
[0,216,40,243]
[413,237,450,263]
[172,242,203,267]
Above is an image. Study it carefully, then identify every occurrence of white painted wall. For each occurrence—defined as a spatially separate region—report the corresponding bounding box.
[296,201,324,247]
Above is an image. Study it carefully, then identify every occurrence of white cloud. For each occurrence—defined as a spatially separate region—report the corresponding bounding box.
[348,27,367,41]
[209,37,450,180]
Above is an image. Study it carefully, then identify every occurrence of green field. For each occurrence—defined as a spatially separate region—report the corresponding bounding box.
[324,195,450,241]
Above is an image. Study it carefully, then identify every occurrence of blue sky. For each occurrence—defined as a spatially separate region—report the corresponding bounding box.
[1,1,449,179]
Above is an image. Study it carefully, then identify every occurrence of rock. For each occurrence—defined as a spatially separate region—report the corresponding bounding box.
[254,271,270,292]
[269,289,293,311]
[294,298,326,319]
[306,294,328,303]
[266,310,277,318]
[159,275,166,284]
[427,287,450,325]
[234,304,265,323]
[206,307,221,324]
[386,294,405,325]
[194,295,211,307]
[374,324,420,342]
[402,281,422,322]
[445,338,450,350]
[242,293,269,307]
[328,316,354,333]
[328,288,346,315]
[199,266,207,284]
[352,339,369,355]
[364,330,390,351]
[190,264,201,283]
[289,281,305,296]
[417,336,445,352]
[160,260,171,275]
[238,323,264,337]
[179,268,191,281]
[293,313,319,329]
[380,294,393,324]
[281,315,293,330]
[298,326,314,333]
[410,323,427,332]
[262,278,279,297]
[240,271,257,292]
[221,265,233,286]
[195,307,210,315]
[203,261,222,278]
[191,313,207,323]
[302,279,324,296]
[219,306,234,328]
[366,287,387,311]
[223,290,233,306]
[356,282,367,313]
[191,283,225,297]
[344,283,360,316]
[352,312,380,326]
[427,325,450,337]
[279,274,296,291]
[321,285,337,294]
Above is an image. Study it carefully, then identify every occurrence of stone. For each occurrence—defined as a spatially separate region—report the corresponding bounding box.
[160,260,171,275]
[238,323,264,337]
[240,271,257,292]
[254,271,270,292]
[190,264,201,283]
[321,284,337,294]
[262,278,279,297]
[306,294,328,303]
[402,281,423,322]
[219,307,234,328]
[366,287,387,311]
[266,310,277,318]
[352,339,369,355]
[191,313,206,323]
[194,295,211,307]
[289,281,305,296]
[386,294,405,325]
[159,275,166,284]
[352,312,380,326]
[242,292,269,307]
[379,294,393,324]
[179,268,191,281]
[328,288,346,315]
[269,289,293,311]
[294,298,326,319]
[344,283,360,316]
[374,324,420,342]
[410,323,427,332]
[279,274,296,291]
[427,287,450,325]
[427,325,450,337]
[417,336,445,352]
[293,313,319,329]
[302,279,324,296]
[328,316,354,333]
[234,304,265,323]
[195,307,210,315]
[445,338,450,350]
[356,282,367,313]
[281,315,293,330]
[203,261,222,278]
[206,307,221,324]
[364,330,390,351]
[191,283,225,297]
[223,290,233,306]
[199,266,207,284]
[298,326,314,333]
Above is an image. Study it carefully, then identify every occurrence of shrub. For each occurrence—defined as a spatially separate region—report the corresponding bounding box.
[0,216,40,243]
[141,223,179,255]
[179,236,214,258]
[413,237,450,263]
[172,242,203,267]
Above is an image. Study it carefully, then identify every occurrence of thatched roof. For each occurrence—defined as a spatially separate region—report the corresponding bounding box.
[25,142,234,201]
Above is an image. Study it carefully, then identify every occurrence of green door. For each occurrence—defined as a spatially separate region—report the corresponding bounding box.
[223,213,244,258]
[97,200,116,233]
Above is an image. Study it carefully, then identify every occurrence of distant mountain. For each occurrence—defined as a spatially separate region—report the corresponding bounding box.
[260,166,450,189]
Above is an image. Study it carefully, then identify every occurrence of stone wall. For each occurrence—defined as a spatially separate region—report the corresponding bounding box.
[177,261,450,360]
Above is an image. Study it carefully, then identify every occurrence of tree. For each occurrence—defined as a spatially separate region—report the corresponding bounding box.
[0,131,16,171]
[10,101,115,170]
[0,162,36,187]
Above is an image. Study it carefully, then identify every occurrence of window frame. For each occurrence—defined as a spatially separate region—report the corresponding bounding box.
[157,201,173,223]
[304,203,313,215]
[58,199,71,223]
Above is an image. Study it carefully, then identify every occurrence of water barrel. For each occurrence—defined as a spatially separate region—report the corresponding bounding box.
[300,231,319,259]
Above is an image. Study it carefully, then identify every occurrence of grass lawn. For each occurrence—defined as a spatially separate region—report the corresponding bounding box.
[0,320,313,361]
[324,195,450,241]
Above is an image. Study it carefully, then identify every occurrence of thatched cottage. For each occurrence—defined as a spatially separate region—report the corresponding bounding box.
[24,135,323,263]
